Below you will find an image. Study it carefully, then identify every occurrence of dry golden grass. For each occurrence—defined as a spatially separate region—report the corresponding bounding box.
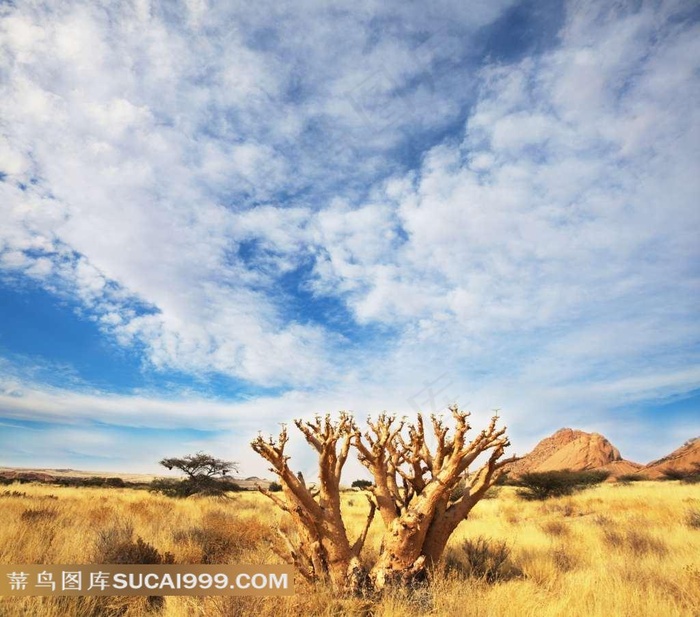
[0,481,699,616]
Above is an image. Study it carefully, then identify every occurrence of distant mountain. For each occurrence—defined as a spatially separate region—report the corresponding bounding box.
[505,428,641,477]
[642,437,700,478]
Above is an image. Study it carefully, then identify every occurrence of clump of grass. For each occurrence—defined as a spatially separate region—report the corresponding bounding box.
[1,490,28,498]
[593,514,612,526]
[90,523,173,614]
[552,547,578,572]
[627,531,667,557]
[20,507,58,522]
[603,528,667,556]
[453,537,521,583]
[540,520,569,537]
[686,509,700,529]
[95,522,174,564]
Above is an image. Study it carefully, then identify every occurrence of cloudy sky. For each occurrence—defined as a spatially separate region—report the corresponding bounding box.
[1,0,698,477]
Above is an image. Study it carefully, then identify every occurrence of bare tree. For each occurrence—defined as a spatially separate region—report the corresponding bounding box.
[251,405,516,593]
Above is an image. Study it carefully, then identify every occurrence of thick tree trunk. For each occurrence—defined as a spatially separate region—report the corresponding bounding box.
[370,555,428,590]
[369,513,429,589]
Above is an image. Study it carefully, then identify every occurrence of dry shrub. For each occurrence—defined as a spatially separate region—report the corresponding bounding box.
[687,508,700,529]
[603,529,624,548]
[540,520,569,537]
[1,490,28,498]
[20,507,58,522]
[544,501,577,517]
[626,531,667,557]
[560,502,576,517]
[593,514,612,527]
[90,523,174,614]
[603,529,667,557]
[452,537,521,583]
[552,547,577,572]
[617,473,647,484]
[95,522,174,564]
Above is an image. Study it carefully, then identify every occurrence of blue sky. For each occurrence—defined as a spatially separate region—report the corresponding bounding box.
[0,0,698,476]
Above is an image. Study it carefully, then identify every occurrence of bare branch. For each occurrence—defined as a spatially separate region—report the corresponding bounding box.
[351,493,377,557]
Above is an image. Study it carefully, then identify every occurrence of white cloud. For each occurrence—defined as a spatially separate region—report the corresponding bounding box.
[0,1,698,470]
[0,0,520,387]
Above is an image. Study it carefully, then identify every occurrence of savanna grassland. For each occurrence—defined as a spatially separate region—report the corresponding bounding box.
[0,481,698,617]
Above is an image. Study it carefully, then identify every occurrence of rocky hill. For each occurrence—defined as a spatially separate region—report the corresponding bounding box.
[506,428,641,477]
[642,437,700,478]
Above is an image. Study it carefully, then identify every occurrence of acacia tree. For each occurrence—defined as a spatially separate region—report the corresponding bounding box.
[153,452,240,497]
[251,405,516,592]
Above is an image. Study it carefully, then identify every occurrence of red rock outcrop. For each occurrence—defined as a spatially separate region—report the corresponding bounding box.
[643,438,700,478]
[506,428,641,477]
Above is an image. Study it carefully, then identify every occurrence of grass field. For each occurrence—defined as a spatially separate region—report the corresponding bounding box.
[0,481,698,616]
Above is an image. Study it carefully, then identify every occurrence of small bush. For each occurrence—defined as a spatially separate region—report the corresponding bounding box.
[20,507,58,522]
[494,472,516,486]
[686,509,700,529]
[95,523,174,564]
[351,479,373,490]
[594,514,612,527]
[540,520,569,537]
[602,528,667,557]
[93,523,173,612]
[662,464,700,484]
[552,547,577,572]
[268,481,283,492]
[662,469,687,480]
[104,477,126,488]
[483,486,501,500]
[617,473,646,484]
[456,537,521,583]
[1,490,28,498]
[515,469,610,500]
